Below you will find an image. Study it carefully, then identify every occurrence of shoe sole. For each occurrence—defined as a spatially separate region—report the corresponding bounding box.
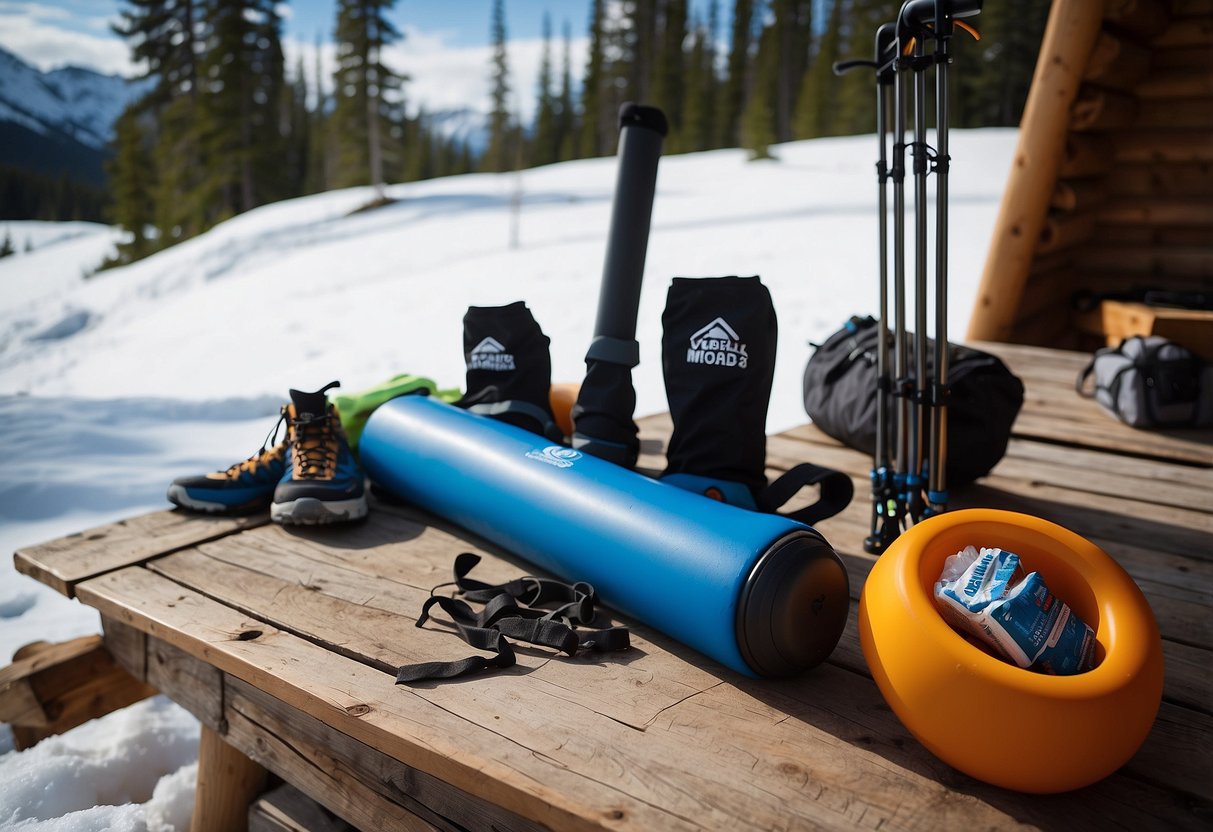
[167,484,268,516]
[271,496,369,525]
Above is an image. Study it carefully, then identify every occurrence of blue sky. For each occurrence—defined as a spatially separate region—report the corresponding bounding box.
[0,1,602,118]
[0,2,727,119]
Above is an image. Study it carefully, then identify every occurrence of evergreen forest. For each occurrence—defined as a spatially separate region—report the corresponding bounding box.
[91,0,1050,267]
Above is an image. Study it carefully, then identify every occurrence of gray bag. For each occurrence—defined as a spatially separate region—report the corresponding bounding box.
[1077,336,1213,428]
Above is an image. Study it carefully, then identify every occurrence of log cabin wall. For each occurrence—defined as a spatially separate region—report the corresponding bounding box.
[968,0,1213,349]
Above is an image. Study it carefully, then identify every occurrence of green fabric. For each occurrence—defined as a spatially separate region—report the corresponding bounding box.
[331,374,461,453]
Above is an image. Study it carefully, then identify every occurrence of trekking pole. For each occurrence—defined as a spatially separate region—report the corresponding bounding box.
[571,103,668,468]
[890,18,912,532]
[896,0,982,521]
[834,23,901,554]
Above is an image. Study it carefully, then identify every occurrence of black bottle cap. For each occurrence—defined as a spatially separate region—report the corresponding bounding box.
[736,530,850,678]
[618,102,669,136]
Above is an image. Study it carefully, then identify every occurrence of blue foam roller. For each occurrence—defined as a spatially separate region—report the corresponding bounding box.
[360,395,849,677]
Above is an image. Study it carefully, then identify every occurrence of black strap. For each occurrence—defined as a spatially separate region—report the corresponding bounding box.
[396,554,630,684]
[757,462,855,526]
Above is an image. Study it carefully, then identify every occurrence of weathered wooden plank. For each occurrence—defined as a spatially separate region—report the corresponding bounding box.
[249,784,355,832]
[0,635,157,749]
[227,675,547,832]
[173,526,1213,815]
[80,569,627,832]
[14,508,266,597]
[157,534,719,732]
[79,566,1192,832]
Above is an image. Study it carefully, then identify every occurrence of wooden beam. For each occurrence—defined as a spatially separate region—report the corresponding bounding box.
[969,0,1106,342]
[193,725,269,832]
[1110,163,1213,198]
[0,635,157,750]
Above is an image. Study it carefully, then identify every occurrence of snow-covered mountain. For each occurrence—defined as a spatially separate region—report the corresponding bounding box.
[0,46,148,151]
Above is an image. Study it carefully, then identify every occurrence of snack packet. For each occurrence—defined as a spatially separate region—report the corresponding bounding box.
[934,546,1096,675]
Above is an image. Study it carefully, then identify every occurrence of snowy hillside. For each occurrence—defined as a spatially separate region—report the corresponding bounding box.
[0,47,147,149]
[0,130,1017,830]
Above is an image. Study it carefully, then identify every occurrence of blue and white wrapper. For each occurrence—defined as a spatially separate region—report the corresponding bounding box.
[935,546,1096,675]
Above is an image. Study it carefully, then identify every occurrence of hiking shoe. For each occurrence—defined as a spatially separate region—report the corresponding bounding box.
[272,381,368,525]
[167,442,286,515]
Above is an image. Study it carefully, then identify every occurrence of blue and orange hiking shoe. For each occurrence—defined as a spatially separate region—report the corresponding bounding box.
[272,381,368,525]
[167,441,286,515]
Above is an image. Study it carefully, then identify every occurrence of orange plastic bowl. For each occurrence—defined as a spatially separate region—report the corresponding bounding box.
[859,509,1163,793]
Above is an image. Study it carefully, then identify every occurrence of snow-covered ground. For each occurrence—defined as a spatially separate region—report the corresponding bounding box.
[0,129,1017,830]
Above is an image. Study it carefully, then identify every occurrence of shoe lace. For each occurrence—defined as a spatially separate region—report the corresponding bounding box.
[223,415,286,479]
[287,406,339,479]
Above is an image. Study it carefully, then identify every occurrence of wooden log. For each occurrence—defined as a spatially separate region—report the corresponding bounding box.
[1172,0,1213,16]
[1081,245,1213,278]
[0,635,157,751]
[1111,163,1213,198]
[1104,0,1172,39]
[1038,211,1097,254]
[1098,198,1213,226]
[1152,16,1213,48]
[1059,134,1117,178]
[1083,29,1152,90]
[1136,97,1213,130]
[249,784,355,832]
[1051,178,1109,212]
[1152,44,1213,71]
[1115,131,1213,164]
[1070,85,1139,131]
[193,724,269,832]
[1135,70,1213,99]
[969,0,1106,343]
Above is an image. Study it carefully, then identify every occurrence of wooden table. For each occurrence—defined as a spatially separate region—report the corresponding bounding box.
[13,343,1213,831]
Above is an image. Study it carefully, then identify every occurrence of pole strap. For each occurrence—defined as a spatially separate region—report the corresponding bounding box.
[395,553,630,684]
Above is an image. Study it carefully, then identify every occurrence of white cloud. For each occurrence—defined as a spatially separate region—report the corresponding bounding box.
[0,3,140,77]
[283,25,587,127]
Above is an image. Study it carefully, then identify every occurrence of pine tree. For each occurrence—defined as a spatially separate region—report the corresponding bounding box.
[794,0,843,139]
[680,15,710,153]
[0,230,14,259]
[557,20,577,161]
[483,0,512,173]
[196,0,286,219]
[333,0,405,198]
[112,0,205,253]
[774,0,813,142]
[306,34,332,195]
[652,0,688,148]
[579,0,608,158]
[741,19,778,159]
[107,108,157,264]
[283,55,311,198]
[719,0,754,147]
[112,0,202,108]
[533,13,558,167]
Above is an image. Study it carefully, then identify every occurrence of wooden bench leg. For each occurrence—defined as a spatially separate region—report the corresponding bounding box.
[0,636,157,750]
[192,724,268,832]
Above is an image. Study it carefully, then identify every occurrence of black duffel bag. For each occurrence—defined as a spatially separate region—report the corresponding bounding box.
[802,316,1025,487]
